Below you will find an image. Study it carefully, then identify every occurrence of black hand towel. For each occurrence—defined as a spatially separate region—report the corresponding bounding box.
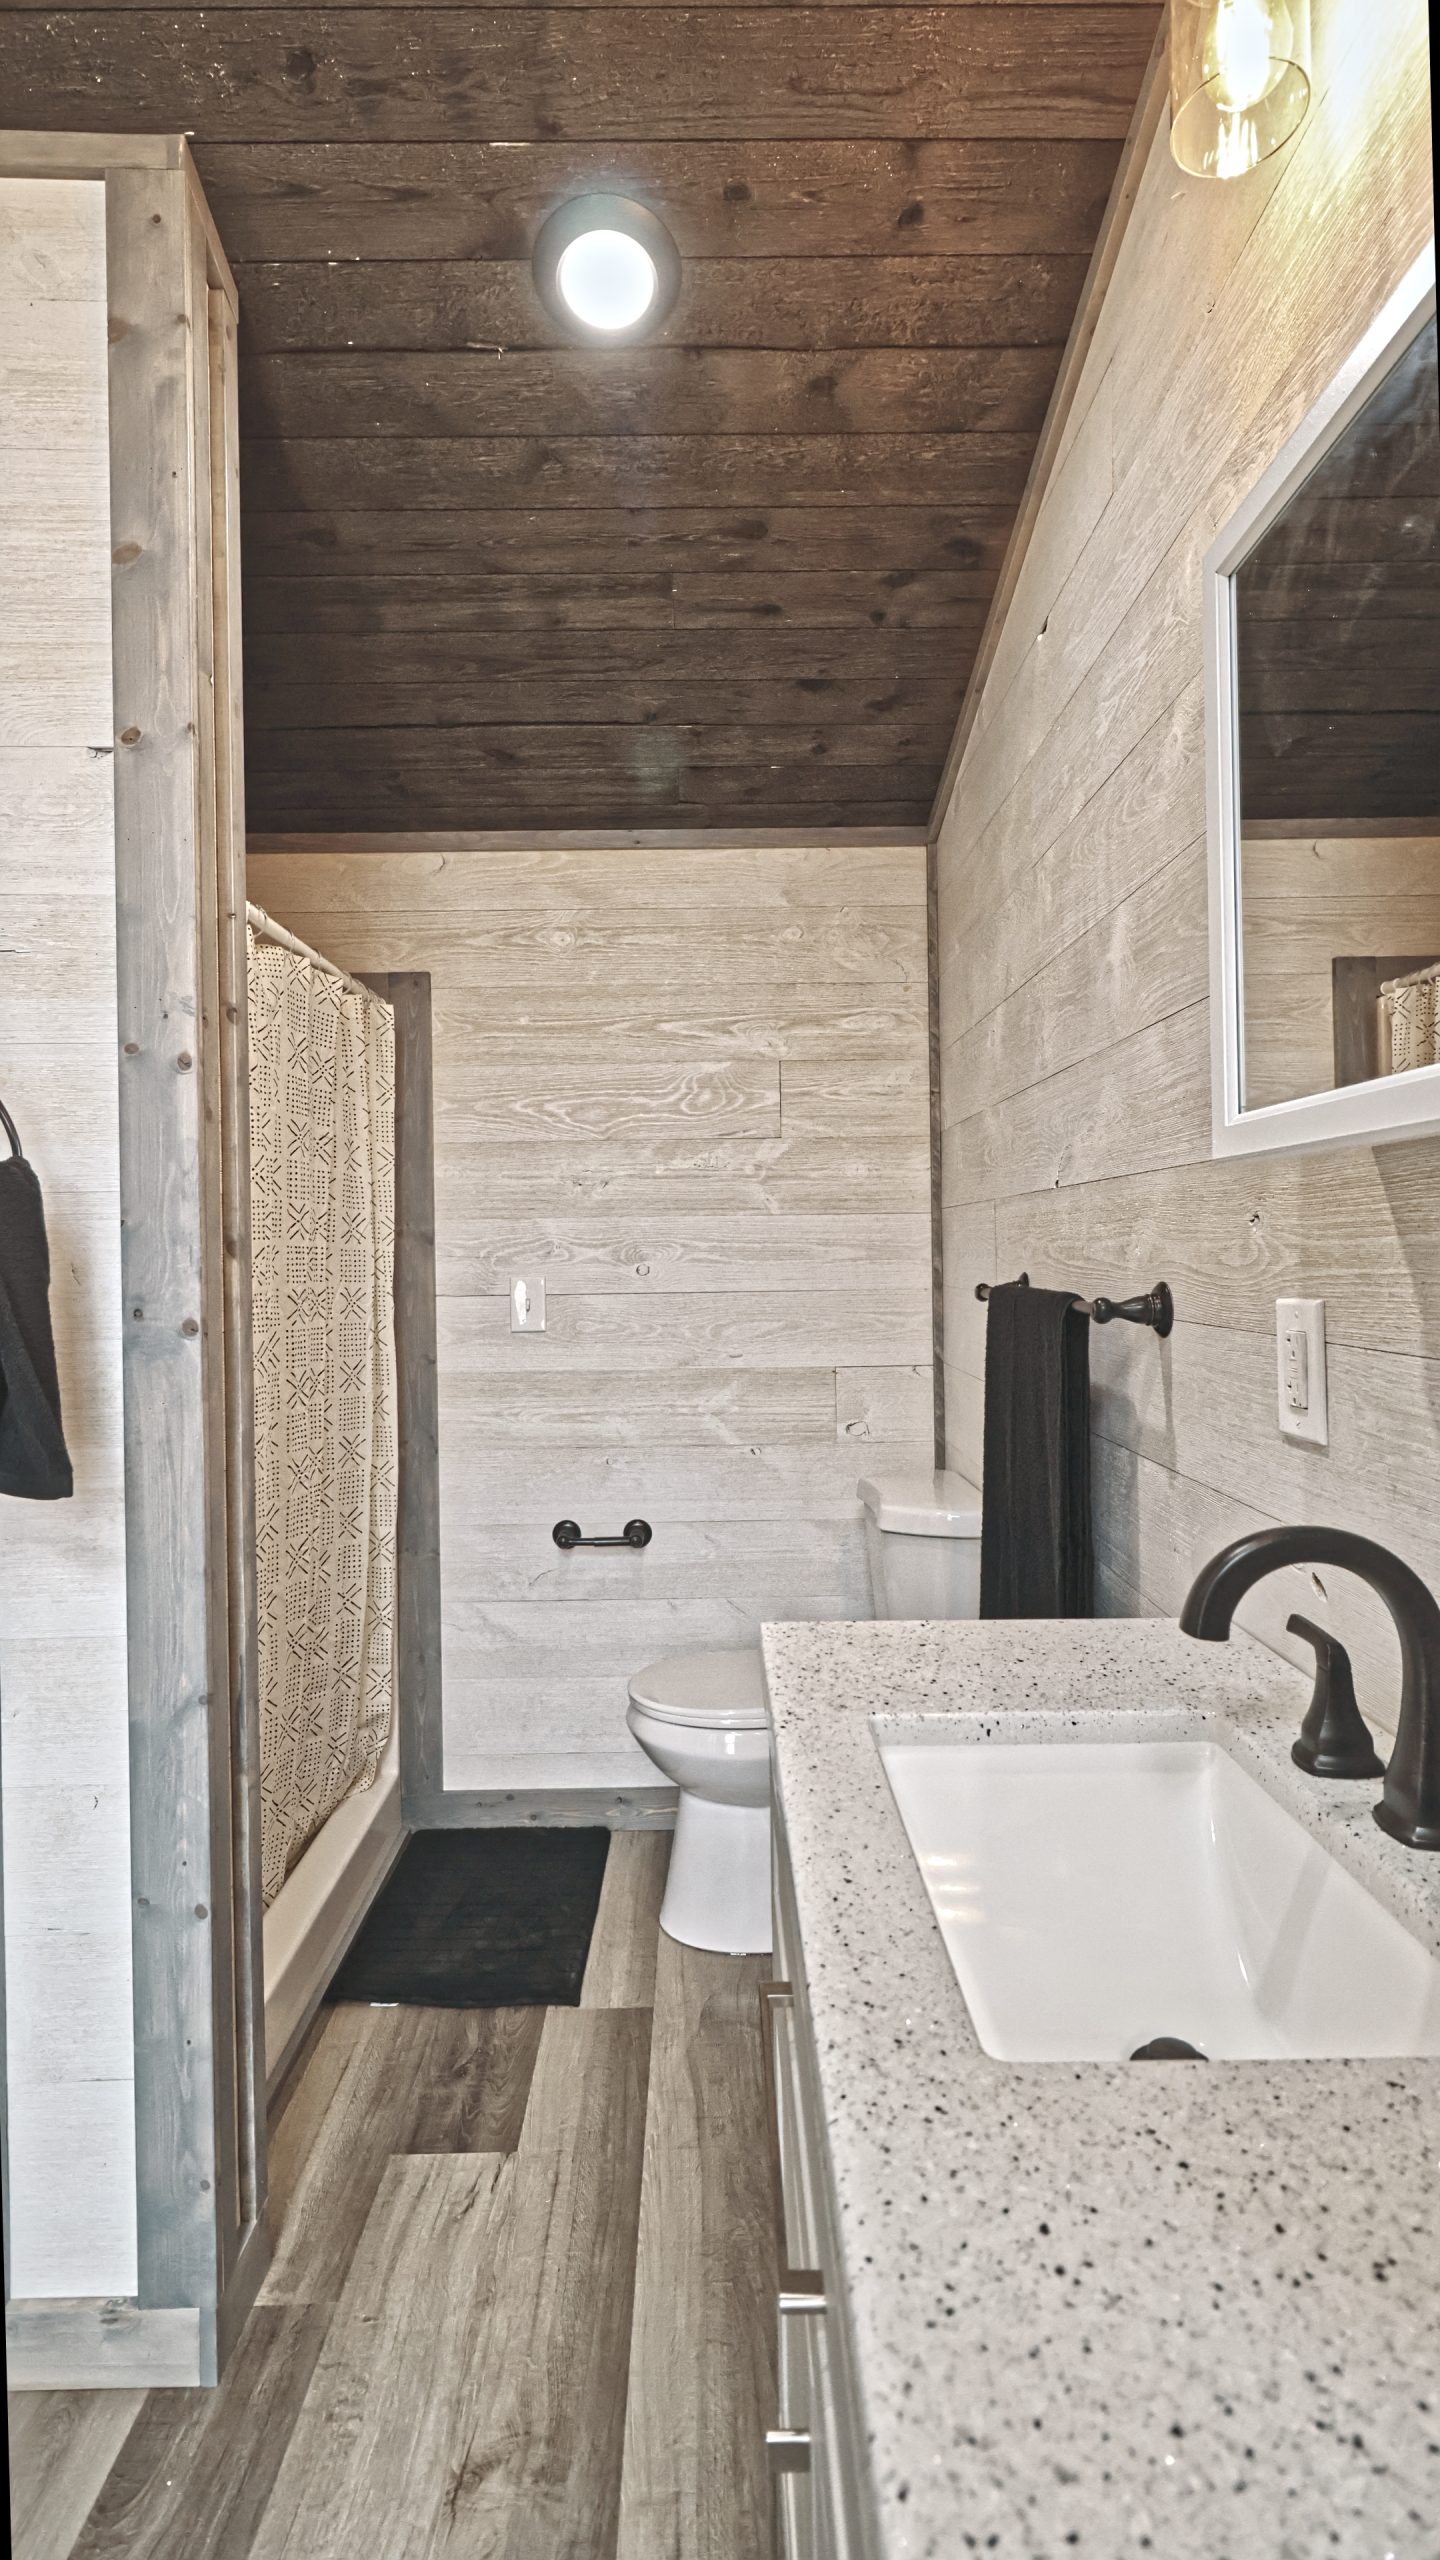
[0,1154,74,1500]
[979,1282,1091,1618]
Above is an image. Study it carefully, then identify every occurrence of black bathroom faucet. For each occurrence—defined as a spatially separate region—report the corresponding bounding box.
[1179,1526,1440,1851]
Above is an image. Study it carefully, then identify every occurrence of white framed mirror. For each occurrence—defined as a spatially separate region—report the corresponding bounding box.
[1205,242,1439,1158]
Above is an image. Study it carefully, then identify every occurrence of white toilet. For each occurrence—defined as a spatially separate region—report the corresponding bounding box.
[625,1471,984,1956]
[627,1648,773,1955]
[859,1468,984,1618]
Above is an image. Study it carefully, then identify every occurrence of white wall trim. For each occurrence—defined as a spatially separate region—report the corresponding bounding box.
[6,2297,201,2393]
[1204,243,1438,1161]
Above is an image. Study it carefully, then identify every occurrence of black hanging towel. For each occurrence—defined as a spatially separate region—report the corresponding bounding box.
[0,1152,74,1500]
[979,1281,1091,1618]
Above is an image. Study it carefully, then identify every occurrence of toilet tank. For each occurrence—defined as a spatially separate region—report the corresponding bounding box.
[858,1470,983,1619]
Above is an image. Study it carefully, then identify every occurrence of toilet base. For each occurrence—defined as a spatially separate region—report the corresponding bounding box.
[660,1791,772,1956]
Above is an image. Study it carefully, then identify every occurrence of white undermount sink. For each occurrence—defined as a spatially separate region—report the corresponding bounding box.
[878,1733,1440,2062]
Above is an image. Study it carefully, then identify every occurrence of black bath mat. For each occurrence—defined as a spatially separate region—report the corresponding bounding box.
[328,1828,610,2007]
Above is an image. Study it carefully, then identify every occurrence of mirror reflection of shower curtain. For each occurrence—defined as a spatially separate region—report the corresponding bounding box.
[247,923,397,1905]
[1379,961,1440,1076]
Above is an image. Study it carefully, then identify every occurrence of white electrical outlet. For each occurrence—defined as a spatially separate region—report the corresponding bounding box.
[1276,1298,1327,1448]
[510,1274,546,1333]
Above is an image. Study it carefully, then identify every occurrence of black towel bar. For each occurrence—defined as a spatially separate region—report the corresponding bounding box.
[975,1272,1173,1337]
[552,1518,653,1551]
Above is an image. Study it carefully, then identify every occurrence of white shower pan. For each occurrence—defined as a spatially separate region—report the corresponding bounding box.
[879,1733,1440,2063]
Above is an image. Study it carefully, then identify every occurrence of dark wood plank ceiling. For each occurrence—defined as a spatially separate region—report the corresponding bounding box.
[2,5,1162,832]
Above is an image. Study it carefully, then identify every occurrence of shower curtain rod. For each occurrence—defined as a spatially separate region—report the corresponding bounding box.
[245,900,387,1010]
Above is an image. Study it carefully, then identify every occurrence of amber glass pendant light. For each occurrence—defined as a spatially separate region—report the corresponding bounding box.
[1169,0,1312,179]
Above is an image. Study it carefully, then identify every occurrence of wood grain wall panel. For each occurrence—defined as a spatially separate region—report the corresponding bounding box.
[672,575,988,632]
[4,5,1159,830]
[244,688,959,749]
[237,432,1037,513]
[255,842,930,912]
[240,346,1059,439]
[242,570,987,634]
[192,136,1124,262]
[262,903,927,987]
[0,14,1158,146]
[432,1060,783,1147]
[252,839,932,1790]
[427,1137,933,1216]
[936,677,1205,1022]
[436,1290,934,1371]
[249,771,932,830]
[934,0,1436,1740]
[950,40,1430,873]
[429,1445,936,1534]
[239,507,1019,579]
[0,746,117,895]
[237,254,1090,354]
[834,1362,936,1443]
[242,621,961,694]
[941,843,1208,1121]
[431,1213,933,1296]
[0,176,137,2300]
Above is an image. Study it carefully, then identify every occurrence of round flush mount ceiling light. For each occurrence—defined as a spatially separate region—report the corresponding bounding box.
[532,195,681,345]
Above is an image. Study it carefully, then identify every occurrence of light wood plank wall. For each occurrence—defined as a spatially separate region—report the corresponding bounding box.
[935,0,1437,1735]
[247,840,933,1789]
[0,177,136,2293]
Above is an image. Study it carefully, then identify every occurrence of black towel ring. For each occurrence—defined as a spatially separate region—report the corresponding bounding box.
[0,1098,21,1162]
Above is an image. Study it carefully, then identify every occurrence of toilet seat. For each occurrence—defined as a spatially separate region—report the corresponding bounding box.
[626,1646,767,1730]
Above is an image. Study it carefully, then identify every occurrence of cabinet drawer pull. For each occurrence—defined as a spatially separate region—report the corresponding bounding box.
[766,2427,812,2476]
[757,1979,794,2272]
[779,2275,826,2314]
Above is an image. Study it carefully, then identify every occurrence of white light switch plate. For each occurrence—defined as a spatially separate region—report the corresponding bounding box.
[1276,1297,1327,1448]
[510,1274,546,1333]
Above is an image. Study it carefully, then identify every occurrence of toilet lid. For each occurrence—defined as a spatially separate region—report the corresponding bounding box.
[857,1468,982,1536]
[627,1647,768,1728]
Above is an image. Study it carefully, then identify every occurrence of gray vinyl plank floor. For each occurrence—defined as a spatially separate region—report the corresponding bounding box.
[618,1937,779,2560]
[7,1832,778,2560]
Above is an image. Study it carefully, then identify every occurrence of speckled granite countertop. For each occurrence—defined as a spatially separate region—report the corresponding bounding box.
[758,1619,1440,2560]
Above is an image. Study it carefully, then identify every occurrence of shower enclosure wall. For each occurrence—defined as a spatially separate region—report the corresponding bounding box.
[0,133,415,2389]
[0,132,265,2390]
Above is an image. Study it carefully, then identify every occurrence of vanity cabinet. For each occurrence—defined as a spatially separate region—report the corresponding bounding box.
[763,1814,878,2560]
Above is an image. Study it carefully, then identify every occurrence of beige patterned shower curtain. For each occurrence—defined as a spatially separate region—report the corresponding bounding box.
[247,915,398,1906]
[1380,961,1440,1075]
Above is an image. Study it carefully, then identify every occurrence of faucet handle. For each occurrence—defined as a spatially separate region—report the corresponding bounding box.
[1286,1614,1386,1780]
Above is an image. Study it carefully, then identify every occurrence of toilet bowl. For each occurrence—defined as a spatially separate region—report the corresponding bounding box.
[859,1468,984,1617]
[626,1648,772,1955]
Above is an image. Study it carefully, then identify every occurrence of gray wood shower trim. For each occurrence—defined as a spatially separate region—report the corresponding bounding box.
[106,146,264,2383]
[355,970,443,1824]
[211,279,268,2263]
[250,825,929,855]
[0,130,185,176]
[187,186,246,2325]
[5,2302,201,2395]
[109,151,229,2358]
[418,1786,677,1829]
